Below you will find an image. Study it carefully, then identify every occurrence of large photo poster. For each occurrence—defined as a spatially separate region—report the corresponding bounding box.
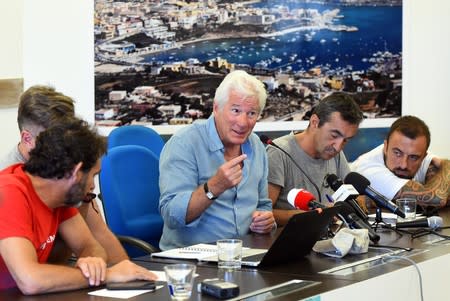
[94,0,402,128]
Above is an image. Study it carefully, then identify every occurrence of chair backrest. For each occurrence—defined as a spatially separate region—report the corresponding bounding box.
[107,125,165,157]
[99,145,163,247]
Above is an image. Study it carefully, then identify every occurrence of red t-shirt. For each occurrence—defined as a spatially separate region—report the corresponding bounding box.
[0,164,78,289]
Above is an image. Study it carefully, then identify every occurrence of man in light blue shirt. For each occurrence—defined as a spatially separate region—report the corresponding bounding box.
[159,70,275,250]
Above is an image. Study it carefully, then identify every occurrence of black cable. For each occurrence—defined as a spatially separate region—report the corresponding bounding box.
[437,226,450,230]
[391,227,450,240]
[260,135,322,204]
[428,230,450,240]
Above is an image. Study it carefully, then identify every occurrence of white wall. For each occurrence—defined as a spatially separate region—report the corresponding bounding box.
[0,0,449,158]
[0,0,24,157]
[402,0,450,157]
[0,0,94,159]
[23,0,95,123]
[321,252,450,300]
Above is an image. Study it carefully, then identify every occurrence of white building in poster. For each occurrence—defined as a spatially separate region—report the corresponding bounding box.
[109,90,127,103]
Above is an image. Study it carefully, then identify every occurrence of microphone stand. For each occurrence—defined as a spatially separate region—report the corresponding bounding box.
[371,207,404,236]
[409,226,450,240]
[409,229,436,240]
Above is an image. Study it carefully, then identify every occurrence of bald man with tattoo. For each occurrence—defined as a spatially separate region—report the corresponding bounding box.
[351,115,449,209]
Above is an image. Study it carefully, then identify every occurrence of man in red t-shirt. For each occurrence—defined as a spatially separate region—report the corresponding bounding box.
[0,85,128,265]
[0,118,156,294]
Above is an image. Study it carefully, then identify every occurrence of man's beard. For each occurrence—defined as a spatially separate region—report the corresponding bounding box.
[392,168,413,179]
[64,176,88,207]
[383,154,413,180]
[321,146,337,159]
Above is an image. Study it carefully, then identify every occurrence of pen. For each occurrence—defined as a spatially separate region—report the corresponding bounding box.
[325,194,335,203]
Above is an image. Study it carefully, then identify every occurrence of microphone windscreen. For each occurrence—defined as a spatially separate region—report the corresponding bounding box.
[429,216,443,229]
[286,189,298,207]
[287,188,315,210]
[325,174,343,191]
[344,172,370,194]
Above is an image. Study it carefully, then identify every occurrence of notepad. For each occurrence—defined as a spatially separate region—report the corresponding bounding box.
[152,243,219,260]
[151,243,265,263]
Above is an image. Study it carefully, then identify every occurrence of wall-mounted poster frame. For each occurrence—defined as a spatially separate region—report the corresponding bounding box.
[0,78,23,108]
[94,0,402,133]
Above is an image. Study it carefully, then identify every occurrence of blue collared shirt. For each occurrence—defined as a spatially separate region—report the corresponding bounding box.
[158,116,272,250]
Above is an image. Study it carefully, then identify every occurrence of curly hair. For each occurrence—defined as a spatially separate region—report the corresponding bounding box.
[24,118,107,179]
[311,92,363,127]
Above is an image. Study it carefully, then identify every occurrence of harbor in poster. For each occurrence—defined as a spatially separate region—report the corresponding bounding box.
[94,0,402,126]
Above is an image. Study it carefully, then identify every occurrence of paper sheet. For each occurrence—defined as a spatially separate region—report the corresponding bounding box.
[368,212,423,219]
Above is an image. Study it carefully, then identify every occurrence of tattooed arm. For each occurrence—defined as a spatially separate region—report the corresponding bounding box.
[395,158,450,207]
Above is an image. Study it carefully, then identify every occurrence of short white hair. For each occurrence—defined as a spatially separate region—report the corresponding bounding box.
[214,70,267,112]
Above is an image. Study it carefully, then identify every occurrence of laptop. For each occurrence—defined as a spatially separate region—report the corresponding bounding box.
[203,206,340,267]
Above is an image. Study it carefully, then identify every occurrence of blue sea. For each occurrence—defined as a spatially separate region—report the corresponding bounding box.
[142,2,402,73]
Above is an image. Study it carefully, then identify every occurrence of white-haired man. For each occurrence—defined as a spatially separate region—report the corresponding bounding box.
[158,70,275,250]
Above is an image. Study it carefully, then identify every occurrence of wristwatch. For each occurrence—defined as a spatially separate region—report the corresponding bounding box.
[204,181,217,200]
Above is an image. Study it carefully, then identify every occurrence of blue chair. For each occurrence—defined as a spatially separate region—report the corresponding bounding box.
[107,125,165,157]
[99,145,163,256]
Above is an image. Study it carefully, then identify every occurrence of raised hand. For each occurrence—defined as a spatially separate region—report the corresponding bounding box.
[209,154,247,196]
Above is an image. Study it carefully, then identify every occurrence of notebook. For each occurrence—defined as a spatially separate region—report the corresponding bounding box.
[152,206,339,267]
[152,243,267,260]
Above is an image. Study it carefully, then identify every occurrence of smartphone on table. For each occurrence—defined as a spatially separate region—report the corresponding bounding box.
[106,280,156,290]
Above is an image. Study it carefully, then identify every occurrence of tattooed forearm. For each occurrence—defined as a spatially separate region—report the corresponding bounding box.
[398,160,449,207]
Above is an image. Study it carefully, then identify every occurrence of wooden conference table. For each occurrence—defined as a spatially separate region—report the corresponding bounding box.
[2,209,450,300]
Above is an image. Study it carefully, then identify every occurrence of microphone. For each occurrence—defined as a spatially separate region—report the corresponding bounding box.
[396,216,443,230]
[337,202,380,243]
[289,187,381,242]
[260,135,322,203]
[344,172,406,218]
[325,174,369,222]
[83,193,97,203]
[287,188,325,211]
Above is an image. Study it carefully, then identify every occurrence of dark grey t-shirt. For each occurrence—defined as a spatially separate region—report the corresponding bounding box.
[267,134,350,208]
